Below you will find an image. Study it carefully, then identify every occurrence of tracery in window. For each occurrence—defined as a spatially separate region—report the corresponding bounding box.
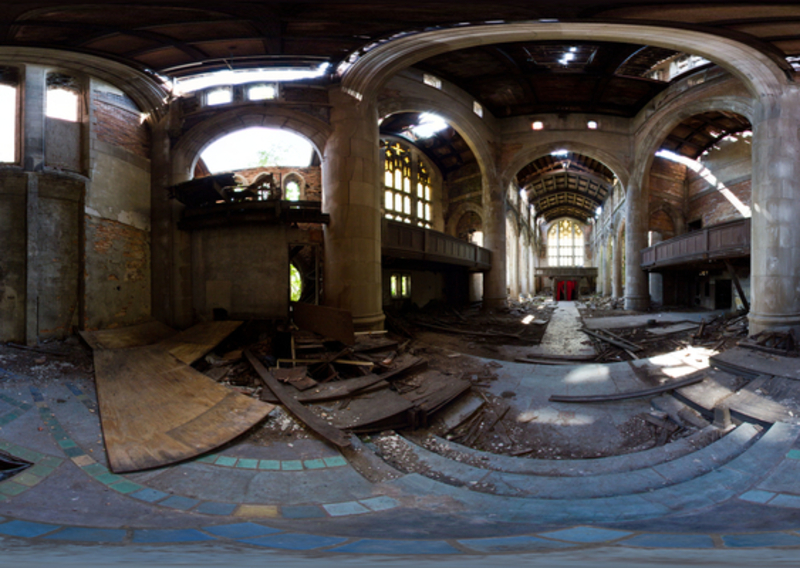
[383,141,432,228]
[547,219,584,267]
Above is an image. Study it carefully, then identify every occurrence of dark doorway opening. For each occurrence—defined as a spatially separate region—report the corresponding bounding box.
[715,279,733,310]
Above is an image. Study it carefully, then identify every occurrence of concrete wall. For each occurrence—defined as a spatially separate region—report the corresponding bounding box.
[83,79,152,330]
[191,225,289,321]
[0,172,27,341]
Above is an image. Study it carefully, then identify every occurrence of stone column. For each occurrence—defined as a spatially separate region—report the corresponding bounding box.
[624,182,649,311]
[149,119,174,326]
[483,174,507,309]
[611,232,622,299]
[322,88,384,331]
[649,231,664,304]
[23,65,46,344]
[749,87,800,334]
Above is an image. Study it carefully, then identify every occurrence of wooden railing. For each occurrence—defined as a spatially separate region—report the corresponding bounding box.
[535,267,598,278]
[382,220,492,271]
[641,218,750,269]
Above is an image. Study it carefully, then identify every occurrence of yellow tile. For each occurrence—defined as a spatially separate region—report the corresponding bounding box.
[72,454,95,467]
[235,504,280,518]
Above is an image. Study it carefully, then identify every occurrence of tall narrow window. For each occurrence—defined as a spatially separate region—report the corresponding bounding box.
[0,67,18,163]
[383,141,432,228]
[285,180,301,201]
[547,219,584,267]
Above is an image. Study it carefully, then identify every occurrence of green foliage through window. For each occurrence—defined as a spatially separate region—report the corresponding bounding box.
[290,264,302,302]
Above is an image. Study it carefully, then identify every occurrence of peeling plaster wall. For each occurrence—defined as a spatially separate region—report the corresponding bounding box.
[0,172,27,341]
[83,79,152,330]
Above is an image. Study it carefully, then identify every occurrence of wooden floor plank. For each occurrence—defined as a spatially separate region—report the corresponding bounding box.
[158,321,243,365]
[94,346,274,473]
[79,321,177,350]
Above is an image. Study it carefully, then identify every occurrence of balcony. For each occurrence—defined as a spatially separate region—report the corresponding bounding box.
[641,218,750,270]
[382,220,492,271]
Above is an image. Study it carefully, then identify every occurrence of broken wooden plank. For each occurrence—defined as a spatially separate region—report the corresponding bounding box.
[353,338,399,354]
[93,346,273,473]
[434,392,485,435]
[515,357,589,366]
[292,302,355,345]
[274,366,318,391]
[158,321,243,365]
[296,376,390,403]
[79,320,177,351]
[725,259,750,313]
[245,350,351,448]
[415,321,522,340]
[277,358,374,367]
[581,328,642,352]
[323,388,414,432]
[548,376,704,403]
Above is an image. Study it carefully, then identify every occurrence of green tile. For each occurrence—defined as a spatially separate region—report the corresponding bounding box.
[13,472,42,487]
[82,463,108,476]
[215,456,238,467]
[95,472,123,485]
[37,456,63,469]
[303,459,326,469]
[281,460,303,471]
[323,456,347,468]
[11,447,44,462]
[786,449,800,460]
[0,440,12,451]
[237,459,259,469]
[0,482,27,496]
[57,439,77,449]
[26,464,55,478]
[258,460,280,470]
[109,480,144,494]
[195,454,218,464]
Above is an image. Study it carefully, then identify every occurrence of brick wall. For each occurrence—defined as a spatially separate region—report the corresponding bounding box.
[688,178,751,226]
[649,157,686,203]
[232,166,322,201]
[92,91,151,160]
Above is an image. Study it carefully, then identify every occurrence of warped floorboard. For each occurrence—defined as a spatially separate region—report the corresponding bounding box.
[157,321,243,365]
[79,320,177,351]
[94,346,273,472]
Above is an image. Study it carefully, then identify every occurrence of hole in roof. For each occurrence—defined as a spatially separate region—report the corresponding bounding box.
[200,127,315,173]
[174,64,330,94]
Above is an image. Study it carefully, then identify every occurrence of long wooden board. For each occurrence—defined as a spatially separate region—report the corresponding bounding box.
[292,302,355,345]
[712,347,800,381]
[80,320,177,351]
[157,321,243,365]
[549,376,704,403]
[94,346,274,472]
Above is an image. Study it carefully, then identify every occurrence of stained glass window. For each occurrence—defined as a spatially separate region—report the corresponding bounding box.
[383,141,433,228]
[547,219,584,267]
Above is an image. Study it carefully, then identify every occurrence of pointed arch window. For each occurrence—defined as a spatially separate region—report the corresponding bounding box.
[547,219,584,267]
[383,141,432,228]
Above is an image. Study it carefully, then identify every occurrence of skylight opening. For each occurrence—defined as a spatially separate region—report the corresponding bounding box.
[200,127,315,173]
[587,120,598,130]
[248,84,277,101]
[423,74,442,89]
[0,84,16,162]
[551,149,569,157]
[206,87,232,106]
[532,121,544,131]
[175,63,330,95]
[46,88,79,122]
[407,113,448,139]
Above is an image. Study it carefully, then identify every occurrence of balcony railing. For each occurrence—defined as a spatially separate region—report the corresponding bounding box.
[382,220,492,271]
[641,218,750,270]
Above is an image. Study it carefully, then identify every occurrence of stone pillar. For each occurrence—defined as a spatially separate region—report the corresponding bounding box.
[23,65,46,344]
[322,88,384,331]
[749,87,800,334]
[149,119,174,326]
[483,174,507,309]
[611,232,622,299]
[649,231,664,305]
[624,182,649,311]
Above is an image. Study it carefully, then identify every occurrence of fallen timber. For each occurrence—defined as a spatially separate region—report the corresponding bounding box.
[549,376,704,403]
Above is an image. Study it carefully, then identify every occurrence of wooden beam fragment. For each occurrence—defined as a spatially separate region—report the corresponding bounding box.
[549,376,704,403]
[245,350,351,448]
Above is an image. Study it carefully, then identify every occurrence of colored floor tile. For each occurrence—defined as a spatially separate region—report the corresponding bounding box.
[622,534,717,549]
[331,539,459,554]
[161,495,200,511]
[323,501,370,517]
[258,460,280,470]
[303,459,326,469]
[0,520,60,538]
[109,480,144,494]
[723,533,800,547]
[767,494,800,508]
[130,488,169,503]
[243,533,348,551]
[195,454,218,464]
[360,496,399,512]
[281,460,303,471]
[323,456,347,468]
[215,456,238,467]
[540,526,633,543]
[132,529,215,543]
[739,490,777,504]
[45,527,126,543]
[196,501,238,516]
[203,523,283,539]
[237,459,259,469]
[280,505,326,519]
[0,482,27,496]
[460,535,577,553]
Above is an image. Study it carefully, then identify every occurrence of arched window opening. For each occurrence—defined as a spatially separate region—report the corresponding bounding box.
[0,66,18,163]
[548,219,584,267]
[46,73,79,122]
[199,127,314,173]
[290,264,303,302]
[383,141,432,228]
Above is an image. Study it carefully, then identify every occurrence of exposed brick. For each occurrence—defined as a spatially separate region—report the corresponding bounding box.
[92,92,151,159]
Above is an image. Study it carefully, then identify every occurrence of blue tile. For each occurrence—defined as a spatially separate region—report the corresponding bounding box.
[281,460,303,471]
[132,529,215,543]
[203,523,283,539]
[359,496,399,512]
[322,501,369,517]
[0,520,60,538]
[540,526,633,543]
[65,383,84,396]
[63,446,85,458]
[767,494,800,508]
[303,459,326,469]
[460,535,577,553]
[243,533,348,550]
[323,456,347,468]
[621,534,717,549]
[258,460,280,470]
[236,459,259,469]
[215,456,238,467]
[280,505,326,519]
[723,533,800,547]
[161,495,200,511]
[331,539,458,555]
[740,490,777,504]
[45,527,126,543]
[130,488,170,503]
[196,502,238,516]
